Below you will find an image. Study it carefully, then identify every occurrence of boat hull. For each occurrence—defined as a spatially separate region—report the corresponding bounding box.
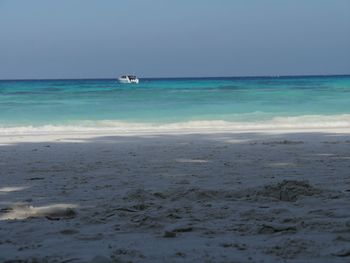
[118,77,139,84]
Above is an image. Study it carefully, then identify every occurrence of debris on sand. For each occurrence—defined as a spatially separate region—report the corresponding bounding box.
[257,180,321,202]
[265,239,315,259]
[163,231,176,238]
[333,249,350,257]
[165,222,193,233]
[258,224,297,234]
[262,140,304,145]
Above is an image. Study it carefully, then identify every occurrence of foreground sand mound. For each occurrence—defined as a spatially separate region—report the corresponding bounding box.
[257,180,322,202]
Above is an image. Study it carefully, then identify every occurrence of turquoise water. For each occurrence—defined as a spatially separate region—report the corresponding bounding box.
[0,76,350,132]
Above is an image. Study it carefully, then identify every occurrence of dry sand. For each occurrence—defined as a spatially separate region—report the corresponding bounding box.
[0,129,350,262]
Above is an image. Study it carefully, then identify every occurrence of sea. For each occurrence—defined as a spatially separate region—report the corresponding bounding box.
[0,75,350,134]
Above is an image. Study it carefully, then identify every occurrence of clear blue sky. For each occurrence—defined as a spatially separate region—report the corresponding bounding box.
[0,0,349,79]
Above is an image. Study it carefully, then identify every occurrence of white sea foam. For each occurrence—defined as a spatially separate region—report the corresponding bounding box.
[1,114,350,135]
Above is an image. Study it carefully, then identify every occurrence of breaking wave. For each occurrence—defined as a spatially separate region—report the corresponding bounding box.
[1,114,350,135]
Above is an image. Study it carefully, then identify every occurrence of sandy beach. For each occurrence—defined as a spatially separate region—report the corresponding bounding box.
[0,129,350,262]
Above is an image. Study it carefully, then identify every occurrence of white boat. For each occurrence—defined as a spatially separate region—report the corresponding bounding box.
[118,75,139,84]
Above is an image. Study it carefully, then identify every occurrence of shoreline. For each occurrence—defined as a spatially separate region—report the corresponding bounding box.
[1,126,350,144]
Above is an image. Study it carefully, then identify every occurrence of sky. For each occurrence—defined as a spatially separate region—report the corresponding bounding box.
[0,0,349,79]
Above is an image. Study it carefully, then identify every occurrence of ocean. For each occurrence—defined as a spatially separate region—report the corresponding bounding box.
[0,75,350,134]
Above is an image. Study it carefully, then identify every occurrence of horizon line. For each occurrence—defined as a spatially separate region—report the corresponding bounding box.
[0,73,350,81]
